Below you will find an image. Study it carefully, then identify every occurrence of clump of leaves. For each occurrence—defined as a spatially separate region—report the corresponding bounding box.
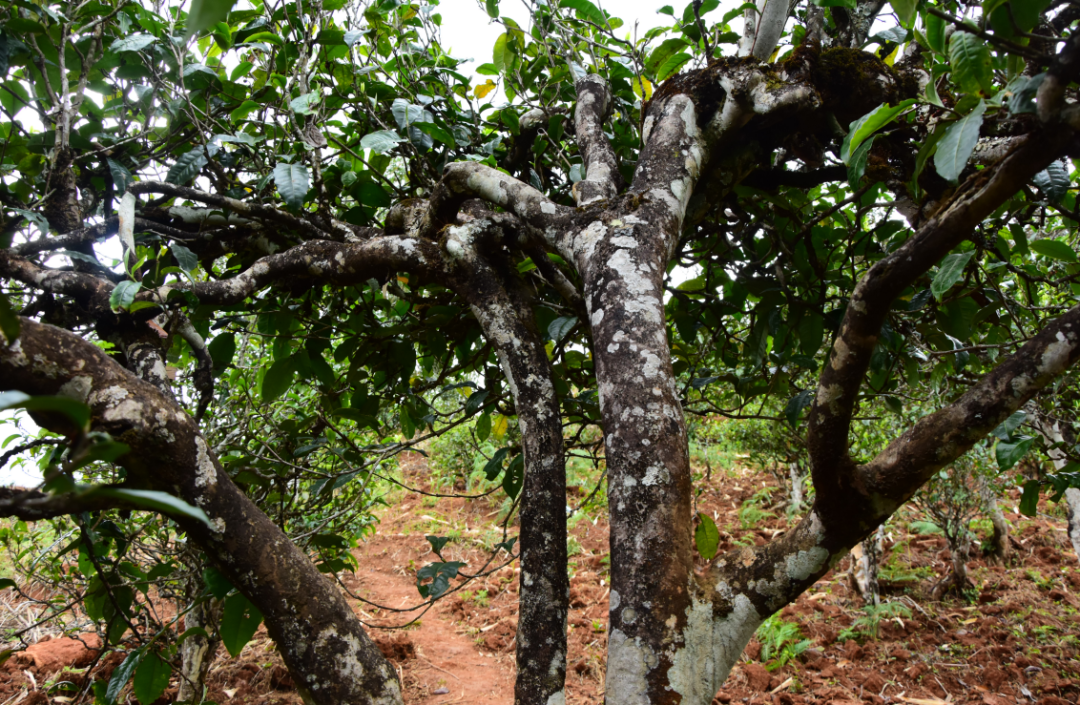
[839,601,912,642]
[755,615,812,671]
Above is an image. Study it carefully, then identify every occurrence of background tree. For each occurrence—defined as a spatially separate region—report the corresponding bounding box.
[0,0,1079,703]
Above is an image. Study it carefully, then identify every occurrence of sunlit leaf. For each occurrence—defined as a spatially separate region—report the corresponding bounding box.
[694,513,720,561]
[935,100,985,183]
[274,163,310,210]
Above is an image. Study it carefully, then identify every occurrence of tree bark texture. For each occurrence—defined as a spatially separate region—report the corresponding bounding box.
[0,320,404,705]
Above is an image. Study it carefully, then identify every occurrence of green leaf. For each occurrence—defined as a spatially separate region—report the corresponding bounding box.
[503,453,524,500]
[485,0,499,17]
[798,313,823,356]
[203,566,233,599]
[241,31,283,46]
[0,293,20,343]
[841,100,915,164]
[465,390,489,416]
[166,147,208,185]
[783,390,813,429]
[948,31,993,95]
[413,122,455,145]
[934,99,985,183]
[426,534,450,557]
[0,391,91,431]
[360,130,405,154]
[87,488,213,528]
[1029,238,1078,263]
[930,251,975,301]
[1033,161,1070,203]
[889,0,917,26]
[220,592,263,657]
[207,332,236,371]
[991,410,1026,441]
[548,316,577,342]
[646,38,689,76]
[996,437,1033,471]
[133,651,171,705]
[694,513,720,561]
[110,280,142,312]
[0,578,15,590]
[185,0,239,40]
[261,356,296,403]
[912,121,947,187]
[274,163,310,210]
[656,52,692,82]
[171,244,198,272]
[847,134,876,185]
[229,100,261,122]
[560,0,606,25]
[493,33,512,74]
[476,413,491,443]
[105,648,143,704]
[1019,479,1040,516]
[290,92,320,115]
[354,181,391,208]
[812,0,857,9]
[107,158,133,194]
[483,447,510,481]
[400,405,415,439]
[111,34,156,53]
[416,561,465,599]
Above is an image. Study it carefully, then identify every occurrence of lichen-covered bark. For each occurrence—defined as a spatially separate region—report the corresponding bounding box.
[573,75,621,205]
[441,222,569,705]
[0,320,403,705]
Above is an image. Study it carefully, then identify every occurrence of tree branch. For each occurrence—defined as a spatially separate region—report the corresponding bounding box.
[807,126,1077,513]
[572,75,621,205]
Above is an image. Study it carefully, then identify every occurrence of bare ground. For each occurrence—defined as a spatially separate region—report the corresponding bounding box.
[1,455,1078,704]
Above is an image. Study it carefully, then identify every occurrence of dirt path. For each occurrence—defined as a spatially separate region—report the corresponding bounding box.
[349,531,515,704]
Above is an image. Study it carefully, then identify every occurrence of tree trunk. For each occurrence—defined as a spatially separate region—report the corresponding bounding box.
[849,527,882,606]
[0,320,403,705]
[976,476,1009,563]
[178,590,222,703]
[1066,487,1080,564]
[442,223,570,705]
[789,462,806,516]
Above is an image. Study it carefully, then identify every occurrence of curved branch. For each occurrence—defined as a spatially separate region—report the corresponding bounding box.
[0,320,403,705]
[416,162,571,242]
[807,126,1077,512]
[126,182,347,242]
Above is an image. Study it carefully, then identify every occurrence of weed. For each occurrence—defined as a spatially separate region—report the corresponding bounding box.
[839,601,912,641]
[755,615,811,671]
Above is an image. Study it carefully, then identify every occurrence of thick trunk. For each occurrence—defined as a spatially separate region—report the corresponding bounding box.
[0,320,403,705]
[569,203,694,704]
[1066,487,1080,563]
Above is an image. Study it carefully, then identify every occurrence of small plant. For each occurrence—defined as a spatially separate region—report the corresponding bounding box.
[591,620,604,633]
[839,601,912,642]
[737,502,775,531]
[754,615,811,671]
[1025,569,1053,590]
